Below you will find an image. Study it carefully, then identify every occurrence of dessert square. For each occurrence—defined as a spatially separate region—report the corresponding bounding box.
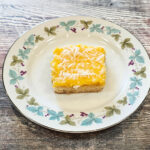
[51,45,106,93]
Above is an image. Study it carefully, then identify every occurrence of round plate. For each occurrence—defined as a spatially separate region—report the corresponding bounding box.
[3,16,150,133]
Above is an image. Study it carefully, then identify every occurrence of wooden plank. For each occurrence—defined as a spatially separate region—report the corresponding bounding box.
[0,0,150,149]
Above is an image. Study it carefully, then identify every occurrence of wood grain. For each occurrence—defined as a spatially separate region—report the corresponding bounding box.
[0,0,150,149]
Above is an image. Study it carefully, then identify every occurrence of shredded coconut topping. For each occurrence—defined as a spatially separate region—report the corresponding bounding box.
[51,45,106,87]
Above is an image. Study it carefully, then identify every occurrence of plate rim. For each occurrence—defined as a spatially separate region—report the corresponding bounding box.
[2,15,150,133]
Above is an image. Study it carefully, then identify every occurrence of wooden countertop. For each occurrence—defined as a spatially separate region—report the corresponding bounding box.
[0,0,150,149]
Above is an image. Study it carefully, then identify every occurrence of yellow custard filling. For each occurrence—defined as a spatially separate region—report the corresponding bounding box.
[51,45,106,87]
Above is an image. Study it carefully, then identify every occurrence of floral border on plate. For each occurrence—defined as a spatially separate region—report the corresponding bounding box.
[8,19,146,126]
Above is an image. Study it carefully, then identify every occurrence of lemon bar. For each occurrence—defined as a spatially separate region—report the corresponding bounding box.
[50,45,106,93]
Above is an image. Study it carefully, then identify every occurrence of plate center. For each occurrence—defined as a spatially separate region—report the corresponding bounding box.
[26,33,128,113]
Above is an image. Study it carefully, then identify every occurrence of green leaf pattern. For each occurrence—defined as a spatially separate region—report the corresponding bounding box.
[120,38,134,49]
[111,34,120,41]
[134,67,146,78]
[44,26,57,36]
[35,35,44,43]
[16,88,29,99]
[10,56,23,66]
[27,97,39,105]
[60,115,76,126]
[117,97,127,105]
[80,20,92,29]
[105,105,121,117]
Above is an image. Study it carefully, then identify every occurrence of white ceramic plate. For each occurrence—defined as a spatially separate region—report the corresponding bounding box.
[3,16,150,133]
